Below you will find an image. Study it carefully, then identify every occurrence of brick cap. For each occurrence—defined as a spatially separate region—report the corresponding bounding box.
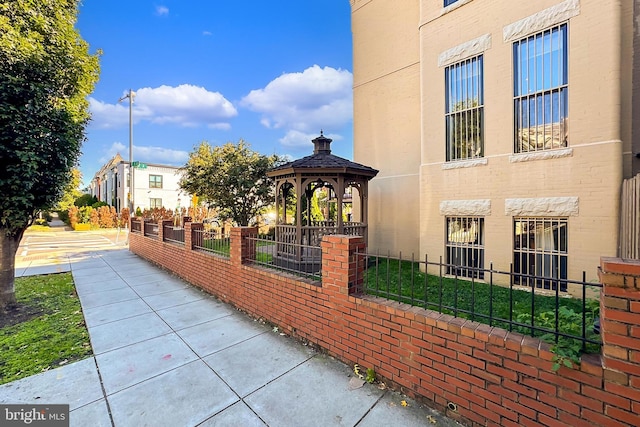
[600,257,640,276]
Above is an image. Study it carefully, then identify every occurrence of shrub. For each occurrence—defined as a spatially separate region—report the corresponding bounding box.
[68,206,79,228]
[78,206,92,225]
[34,218,49,226]
[89,208,99,228]
[91,201,108,209]
[119,207,130,228]
[57,209,70,225]
[75,194,97,207]
[97,205,115,228]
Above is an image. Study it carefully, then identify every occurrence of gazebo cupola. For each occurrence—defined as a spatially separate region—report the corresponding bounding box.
[266,132,378,272]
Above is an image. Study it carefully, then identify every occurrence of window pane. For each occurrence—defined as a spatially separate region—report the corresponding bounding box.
[445,55,484,161]
[446,217,484,279]
[513,217,568,291]
[513,24,568,153]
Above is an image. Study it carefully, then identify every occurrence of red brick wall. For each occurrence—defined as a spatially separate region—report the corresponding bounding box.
[129,221,640,427]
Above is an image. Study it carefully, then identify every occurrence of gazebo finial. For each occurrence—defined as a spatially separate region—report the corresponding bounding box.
[312,131,332,155]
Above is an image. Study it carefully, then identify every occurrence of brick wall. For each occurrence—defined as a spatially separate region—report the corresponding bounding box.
[129,220,640,426]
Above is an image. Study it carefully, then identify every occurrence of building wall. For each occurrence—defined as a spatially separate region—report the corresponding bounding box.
[351,0,633,282]
[131,164,186,212]
[90,158,187,213]
[351,0,422,255]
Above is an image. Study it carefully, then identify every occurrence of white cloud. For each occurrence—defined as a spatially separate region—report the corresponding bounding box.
[155,6,169,16]
[89,99,129,129]
[241,65,353,136]
[202,31,212,36]
[99,142,188,166]
[279,130,343,149]
[135,145,189,165]
[89,84,237,130]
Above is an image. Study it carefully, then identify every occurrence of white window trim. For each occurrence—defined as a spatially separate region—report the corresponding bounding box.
[440,199,491,216]
[442,158,488,169]
[505,197,579,217]
[503,0,580,43]
[439,34,491,68]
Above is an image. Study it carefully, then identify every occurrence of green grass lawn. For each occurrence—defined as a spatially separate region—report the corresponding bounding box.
[362,258,601,354]
[0,273,92,385]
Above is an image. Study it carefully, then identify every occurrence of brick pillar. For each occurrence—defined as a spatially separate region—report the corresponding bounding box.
[159,220,172,241]
[321,235,365,295]
[187,222,203,250]
[230,227,258,266]
[598,257,640,425]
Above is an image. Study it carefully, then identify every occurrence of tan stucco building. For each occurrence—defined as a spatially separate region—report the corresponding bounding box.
[350,0,640,285]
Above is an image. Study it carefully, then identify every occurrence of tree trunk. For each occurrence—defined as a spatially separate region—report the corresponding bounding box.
[0,230,24,310]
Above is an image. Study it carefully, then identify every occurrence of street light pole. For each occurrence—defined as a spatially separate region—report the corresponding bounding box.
[119,89,135,214]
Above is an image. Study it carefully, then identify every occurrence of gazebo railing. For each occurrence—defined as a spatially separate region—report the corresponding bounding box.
[276,223,366,249]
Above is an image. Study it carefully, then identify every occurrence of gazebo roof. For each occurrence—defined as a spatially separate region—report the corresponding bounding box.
[267,132,379,179]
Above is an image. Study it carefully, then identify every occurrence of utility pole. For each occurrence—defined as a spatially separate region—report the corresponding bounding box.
[119,89,135,214]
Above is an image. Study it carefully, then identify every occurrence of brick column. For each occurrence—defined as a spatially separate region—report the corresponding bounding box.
[159,220,172,241]
[230,227,258,266]
[598,257,640,426]
[186,222,203,251]
[321,235,365,295]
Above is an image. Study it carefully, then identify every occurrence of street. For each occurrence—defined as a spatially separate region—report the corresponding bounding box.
[17,228,129,261]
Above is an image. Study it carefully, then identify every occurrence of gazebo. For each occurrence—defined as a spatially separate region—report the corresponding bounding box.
[266,132,378,272]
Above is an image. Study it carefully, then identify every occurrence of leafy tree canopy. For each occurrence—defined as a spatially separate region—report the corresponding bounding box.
[180,140,284,226]
[55,168,83,212]
[0,0,100,309]
[0,0,100,235]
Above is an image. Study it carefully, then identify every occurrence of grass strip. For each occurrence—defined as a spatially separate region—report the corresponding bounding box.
[0,273,92,385]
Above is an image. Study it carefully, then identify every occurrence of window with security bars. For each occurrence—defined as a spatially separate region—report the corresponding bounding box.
[446,217,484,279]
[513,24,568,153]
[150,198,162,208]
[149,174,163,188]
[445,55,484,161]
[513,217,568,292]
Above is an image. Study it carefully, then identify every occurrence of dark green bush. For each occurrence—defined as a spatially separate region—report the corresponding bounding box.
[75,194,98,207]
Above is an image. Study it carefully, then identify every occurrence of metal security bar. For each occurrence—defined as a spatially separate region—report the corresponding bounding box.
[445,55,484,161]
[445,217,484,279]
[513,217,568,292]
[513,24,568,153]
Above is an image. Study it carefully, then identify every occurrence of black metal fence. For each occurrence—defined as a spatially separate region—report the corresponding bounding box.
[192,229,230,258]
[245,233,322,282]
[163,225,185,245]
[143,221,158,239]
[131,219,142,233]
[355,251,602,353]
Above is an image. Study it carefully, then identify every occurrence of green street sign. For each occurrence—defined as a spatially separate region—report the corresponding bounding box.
[131,161,139,167]
[131,161,147,169]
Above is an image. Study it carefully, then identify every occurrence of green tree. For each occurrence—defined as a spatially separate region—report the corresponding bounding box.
[55,168,83,213]
[180,140,284,226]
[0,0,100,310]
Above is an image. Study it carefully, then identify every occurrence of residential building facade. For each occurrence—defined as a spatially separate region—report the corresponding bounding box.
[89,154,188,213]
[350,0,639,283]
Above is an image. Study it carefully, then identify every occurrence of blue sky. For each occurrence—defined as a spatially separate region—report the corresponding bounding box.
[77,1,353,185]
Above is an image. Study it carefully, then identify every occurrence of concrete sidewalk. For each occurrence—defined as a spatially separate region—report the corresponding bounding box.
[2,248,462,427]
